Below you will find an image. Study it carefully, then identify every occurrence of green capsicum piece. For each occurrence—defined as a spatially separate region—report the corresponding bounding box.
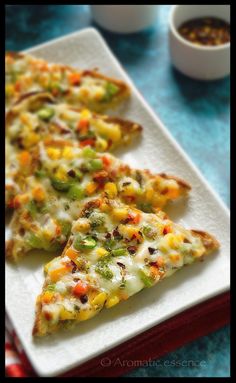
[37,107,55,121]
[74,235,97,250]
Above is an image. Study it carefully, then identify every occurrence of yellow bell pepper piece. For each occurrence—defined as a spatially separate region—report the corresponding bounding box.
[92,292,107,307]
[78,309,96,321]
[104,182,117,198]
[80,109,92,119]
[46,147,61,160]
[96,248,109,258]
[62,147,74,159]
[60,307,76,320]
[95,137,108,151]
[112,207,128,221]
[105,295,120,308]
[49,265,69,282]
[32,187,45,202]
[86,181,97,195]
[23,132,40,148]
[41,290,54,304]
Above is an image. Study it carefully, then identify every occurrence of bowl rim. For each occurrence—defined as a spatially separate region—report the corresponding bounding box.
[169,4,230,51]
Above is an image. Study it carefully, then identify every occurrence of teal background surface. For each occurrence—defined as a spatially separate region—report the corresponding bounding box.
[5,4,230,378]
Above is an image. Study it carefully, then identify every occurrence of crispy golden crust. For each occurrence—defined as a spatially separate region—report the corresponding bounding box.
[13,91,54,107]
[33,274,54,337]
[6,51,24,59]
[158,173,191,194]
[32,301,44,337]
[5,239,14,260]
[6,92,55,128]
[34,246,68,336]
[33,280,57,337]
[191,229,220,254]
[5,225,27,262]
[81,69,131,103]
[103,115,142,136]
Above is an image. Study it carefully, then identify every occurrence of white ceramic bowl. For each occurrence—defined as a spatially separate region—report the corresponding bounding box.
[90,5,158,34]
[169,5,230,80]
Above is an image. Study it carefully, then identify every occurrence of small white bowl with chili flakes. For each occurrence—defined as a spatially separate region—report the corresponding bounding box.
[169,5,230,80]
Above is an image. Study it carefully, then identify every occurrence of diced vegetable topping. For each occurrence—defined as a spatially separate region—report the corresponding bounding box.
[67,185,84,200]
[139,269,154,288]
[37,107,55,121]
[68,72,81,85]
[72,281,88,297]
[35,169,47,178]
[58,220,72,237]
[82,146,96,159]
[111,248,127,257]
[51,178,72,192]
[102,82,119,102]
[26,232,43,249]
[26,232,61,252]
[88,159,103,171]
[95,257,113,280]
[46,284,56,291]
[89,212,105,228]
[27,200,38,218]
[74,235,97,250]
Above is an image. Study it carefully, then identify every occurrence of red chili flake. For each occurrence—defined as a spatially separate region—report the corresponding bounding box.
[124,196,136,204]
[121,216,132,224]
[93,170,109,184]
[44,311,52,321]
[163,226,172,235]
[178,17,230,46]
[107,139,113,149]
[80,295,88,304]
[123,182,131,186]
[184,238,191,243]
[101,156,111,167]
[127,246,137,255]
[148,247,156,255]
[67,169,76,178]
[79,138,96,148]
[117,262,125,269]
[150,261,158,267]
[160,187,168,195]
[113,228,122,239]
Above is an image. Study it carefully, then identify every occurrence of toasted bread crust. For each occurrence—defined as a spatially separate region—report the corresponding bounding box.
[81,69,130,101]
[191,229,220,253]
[5,239,14,260]
[104,116,142,135]
[32,301,43,336]
[158,173,191,193]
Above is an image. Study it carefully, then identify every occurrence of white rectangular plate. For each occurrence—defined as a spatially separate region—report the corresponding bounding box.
[6,28,230,377]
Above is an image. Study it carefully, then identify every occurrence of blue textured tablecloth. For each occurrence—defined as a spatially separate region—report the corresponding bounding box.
[5,5,230,378]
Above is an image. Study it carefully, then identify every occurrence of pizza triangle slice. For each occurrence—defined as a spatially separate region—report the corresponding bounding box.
[5,91,142,208]
[6,92,141,154]
[33,197,219,336]
[5,52,130,112]
[6,145,190,261]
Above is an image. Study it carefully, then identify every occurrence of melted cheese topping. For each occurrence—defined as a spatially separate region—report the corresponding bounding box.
[6,99,124,152]
[5,52,126,111]
[39,198,206,327]
[6,139,186,260]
